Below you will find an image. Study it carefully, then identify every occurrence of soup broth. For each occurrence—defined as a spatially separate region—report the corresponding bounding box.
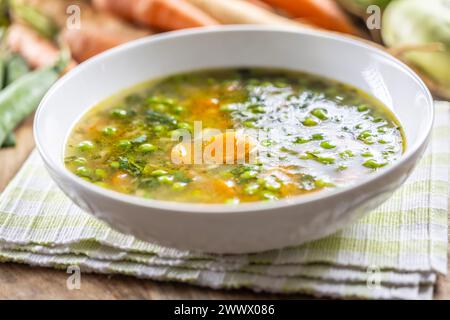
[65,68,405,204]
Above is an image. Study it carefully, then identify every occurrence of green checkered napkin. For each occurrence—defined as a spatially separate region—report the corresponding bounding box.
[0,102,448,300]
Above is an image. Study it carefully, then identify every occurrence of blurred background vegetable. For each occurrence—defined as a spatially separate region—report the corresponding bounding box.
[261,0,359,34]
[0,52,66,146]
[11,0,59,39]
[184,0,309,28]
[382,0,450,99]
[92,0,219,30]
[337,0,392,17]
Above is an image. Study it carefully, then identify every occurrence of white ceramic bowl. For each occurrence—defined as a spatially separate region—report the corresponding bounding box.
[34,26,433,254]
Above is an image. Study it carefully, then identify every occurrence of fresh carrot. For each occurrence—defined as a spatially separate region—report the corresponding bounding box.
[111,172,133,191]
[61,27,121,63]
[92,0,219,31]
[62,20,151,62]
[17,0,152,62]
[246,0,274,11]
[260,0,359,34]
[7,23,76,69]
[185,0,311,28]
[21,0,153,37]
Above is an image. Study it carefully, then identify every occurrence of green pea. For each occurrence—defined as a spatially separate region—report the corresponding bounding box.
[157,175,174,184]
[316,156,336,165]
[248,104,265,114]
[373,117,384,123]
[102,126,117,136]
[153,125,166,133]
[153,103,168,113]
[138,143,157,153]
[261,140,273,147]
[147,97,173,105]
[302,151,336,164]
[73,157,87,166]
[240,170,258,180]
[299,153,312,160]
[244,183,260,195]
[151,169,168,176]
[77,140,94,152]
[243,120,256,128]
[363,159,387,169]
[315,179,335,188]
[311,133,324,140]
[339,150,354,159]
[172,182,187,191]
[311,108,328,120]
[110,161,120,169]
[357,105,369,112]
[358,130,372,139]
[173,106,185,114]
[220,104,236,112]
[294,137,310,144]
[117,140,131,149]
[95,168,107,179]
[111,108,127,118]
[320,141,336,149]
[177,122,192,131]
[302,118,318,127]
[76,166,92,177]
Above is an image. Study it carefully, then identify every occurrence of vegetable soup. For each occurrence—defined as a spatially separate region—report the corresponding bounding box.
[65,68,405,204]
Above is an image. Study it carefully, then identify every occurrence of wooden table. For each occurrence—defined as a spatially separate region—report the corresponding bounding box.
[0,116,448,299]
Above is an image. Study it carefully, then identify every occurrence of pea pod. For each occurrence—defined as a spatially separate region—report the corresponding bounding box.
[0,55,16,148]
[11,0,58,39]
[2,132,16,148]
[0,54,5,89]
[0,65,59,146]
[382,0,450,97]
[1,55,30,148]
[6,53,30,85]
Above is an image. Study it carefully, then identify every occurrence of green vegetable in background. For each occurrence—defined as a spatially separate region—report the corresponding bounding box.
[0,54,5,89]
[0,27,15,148]
[0,60,64,146]
[11,0,58,39]
[0,52,16,148]
[6,53,30,85]
[0,0,9,28]
[382,0,450,96]
[337,0,392,17]
[0,54,31,148]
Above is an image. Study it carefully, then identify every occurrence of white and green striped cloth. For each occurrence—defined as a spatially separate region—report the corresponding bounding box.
[0,102,448,300]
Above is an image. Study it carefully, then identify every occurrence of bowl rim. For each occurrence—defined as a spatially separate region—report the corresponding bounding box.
[34,25,434,214]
